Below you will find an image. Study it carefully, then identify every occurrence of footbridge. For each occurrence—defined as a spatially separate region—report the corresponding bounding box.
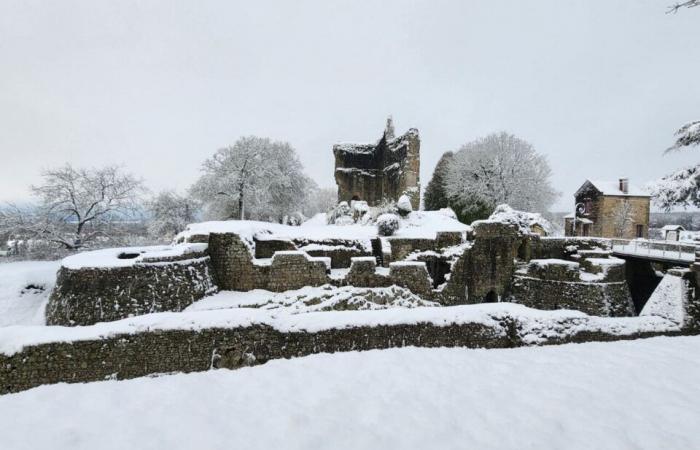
[610,239,697,267]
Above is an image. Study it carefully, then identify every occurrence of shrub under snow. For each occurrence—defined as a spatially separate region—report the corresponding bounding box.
[377,213,400,236]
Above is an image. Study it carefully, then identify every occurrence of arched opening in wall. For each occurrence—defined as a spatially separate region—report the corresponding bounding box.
[484,290,498,303]
[351,195,360,202]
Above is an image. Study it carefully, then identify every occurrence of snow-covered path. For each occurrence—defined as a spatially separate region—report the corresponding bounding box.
[1,336,699,450]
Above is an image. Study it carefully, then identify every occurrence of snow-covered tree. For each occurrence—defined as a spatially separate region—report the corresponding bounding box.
[190,136,314,222]
[0,165,144,250]
[424,151,453,211]
[444,132,558,223]
[303,187,337,218]
[648,165,700,210]
[146,191,199,240]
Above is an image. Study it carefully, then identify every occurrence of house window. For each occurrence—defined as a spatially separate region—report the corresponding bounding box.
[584,198,593,215]
[582,224,590,237]
[636,224,644,238]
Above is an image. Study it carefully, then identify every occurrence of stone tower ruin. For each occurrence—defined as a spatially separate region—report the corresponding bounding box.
[333,117,420,210]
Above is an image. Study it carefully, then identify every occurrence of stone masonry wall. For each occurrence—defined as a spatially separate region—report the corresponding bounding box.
[2,312,690,395]
[267,252,330,292]
[46,256,217,326]
[510,277,635,317]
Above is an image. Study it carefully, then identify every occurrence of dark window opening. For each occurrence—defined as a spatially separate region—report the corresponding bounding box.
[584,198,592,215]
[582,224,590,237]
[636,224,644,238]
[351,195,360,201]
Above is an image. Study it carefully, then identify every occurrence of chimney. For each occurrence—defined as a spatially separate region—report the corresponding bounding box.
[619,178,629,194]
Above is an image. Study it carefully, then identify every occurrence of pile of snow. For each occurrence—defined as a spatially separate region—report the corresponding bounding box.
[397,194,413,213]
[2,336,700,449]
[395,209,470,239]
[487,204,553,235]
[0,261,61,326]
[60,243,208,270]
[187,285,438,314]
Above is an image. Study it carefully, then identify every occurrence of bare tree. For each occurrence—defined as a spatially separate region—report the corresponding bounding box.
[0,165,144,250]
[667,0,700,13]
[146,190,199,240]
[612,199,634,238]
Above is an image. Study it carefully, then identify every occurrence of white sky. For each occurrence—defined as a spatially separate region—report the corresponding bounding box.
[0,0,698,211]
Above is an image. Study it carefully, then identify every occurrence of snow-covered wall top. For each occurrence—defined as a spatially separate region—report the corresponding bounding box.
[175,210,470,247]
[61,243,208,270]
[0,302,680,356]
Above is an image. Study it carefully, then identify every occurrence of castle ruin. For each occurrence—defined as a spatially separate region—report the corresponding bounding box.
[333,117,420,210]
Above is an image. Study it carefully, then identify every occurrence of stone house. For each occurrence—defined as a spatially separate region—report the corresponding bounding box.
[564,178,650,239]
[333,117,420,210]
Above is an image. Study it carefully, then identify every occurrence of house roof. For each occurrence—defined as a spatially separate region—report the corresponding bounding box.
[575,179,650,197]
[661,225,685,231]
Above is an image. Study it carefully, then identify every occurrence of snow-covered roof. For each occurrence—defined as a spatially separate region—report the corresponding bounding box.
[578,179,650,197]
[661,225,685,231]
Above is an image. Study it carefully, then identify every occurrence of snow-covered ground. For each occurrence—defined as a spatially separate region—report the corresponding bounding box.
[0,261,60,326]
[1,336,699,450]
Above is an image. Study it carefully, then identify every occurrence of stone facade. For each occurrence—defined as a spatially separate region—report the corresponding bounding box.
[565,179,650,239]
[333,118,420,209]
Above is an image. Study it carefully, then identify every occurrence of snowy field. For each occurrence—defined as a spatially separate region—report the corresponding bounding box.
[0,261,60,326]
[1,336,699,450]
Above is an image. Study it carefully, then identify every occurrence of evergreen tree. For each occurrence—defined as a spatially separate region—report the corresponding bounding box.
[424,152,454,211]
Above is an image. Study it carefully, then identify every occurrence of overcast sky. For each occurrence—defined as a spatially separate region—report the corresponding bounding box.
[1,0,698,211]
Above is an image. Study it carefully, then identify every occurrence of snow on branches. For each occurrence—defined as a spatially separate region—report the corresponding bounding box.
[647,164,700,210]
[666,121,700,153]
[444,132,558,219]
[190,136,314,223]
[0,165,144,250]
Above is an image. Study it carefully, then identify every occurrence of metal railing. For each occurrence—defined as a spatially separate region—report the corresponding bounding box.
[609,238,697,262]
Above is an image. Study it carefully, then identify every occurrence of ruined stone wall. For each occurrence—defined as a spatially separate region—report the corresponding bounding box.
[3,311,690,395]
[333,122,420,209]
[46,256,217,326]
[342,257,392,288]
[267,252,330,292]
[254,239,296,258]
[510,277,634,317]
[438,221,520,305]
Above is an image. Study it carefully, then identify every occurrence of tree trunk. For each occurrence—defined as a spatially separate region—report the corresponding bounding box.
[239,192,244,220]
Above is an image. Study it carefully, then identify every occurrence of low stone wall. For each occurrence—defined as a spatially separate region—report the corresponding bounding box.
[343,257,392,288]
[387,238,436,261]
[254,238,296,258]
[267,252,330,292]
[303,247,370,269]
[2,308,688,395]
[509,276,635,317]
[389,262,433,297]
[530,237,610,260]
[46,257,217,326]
